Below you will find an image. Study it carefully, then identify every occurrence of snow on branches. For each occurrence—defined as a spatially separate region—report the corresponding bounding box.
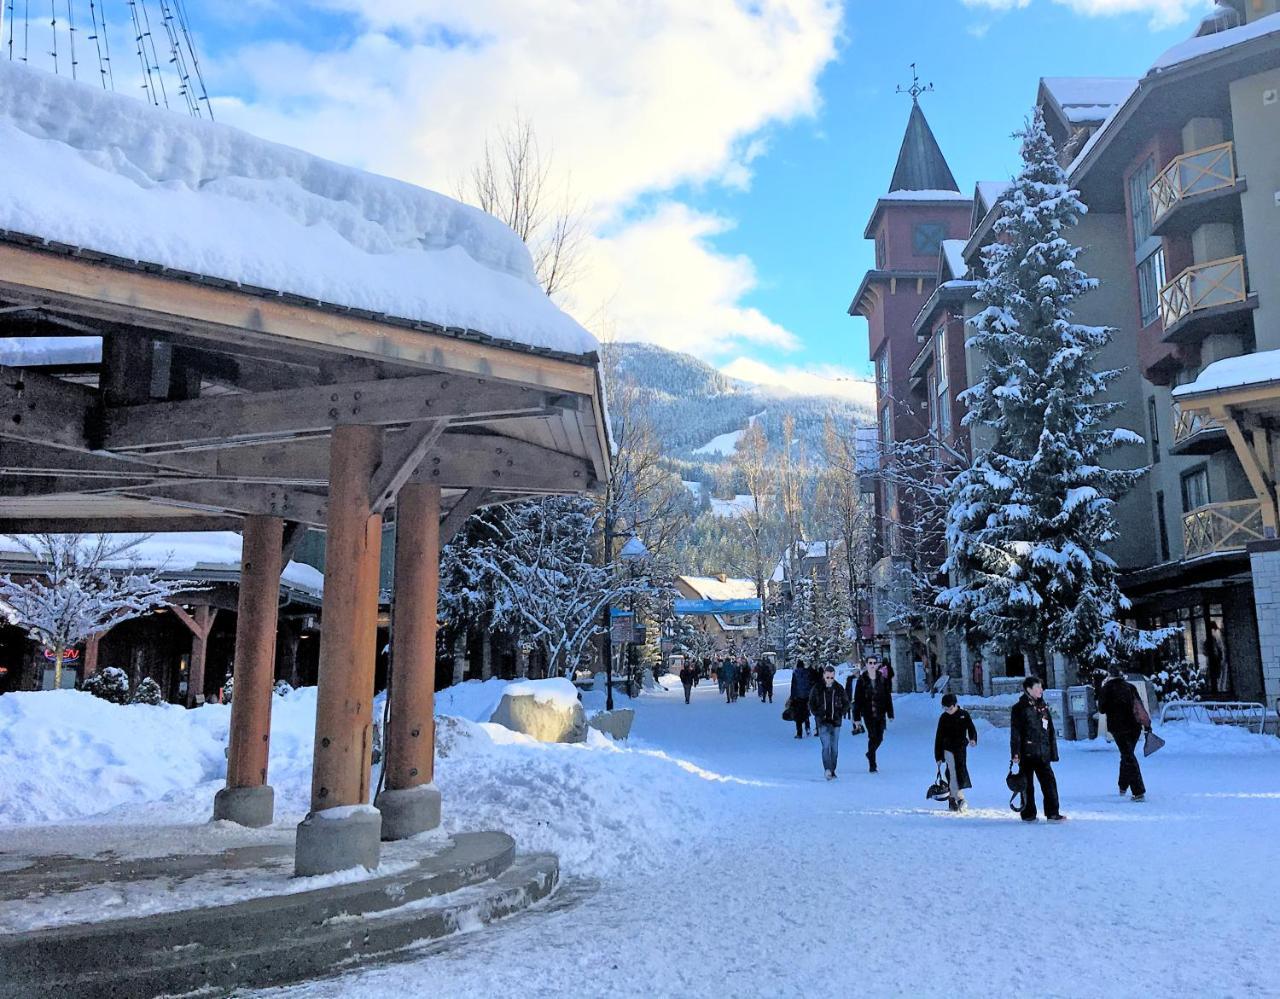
[0,534,193,689]
[939,108,1164,675]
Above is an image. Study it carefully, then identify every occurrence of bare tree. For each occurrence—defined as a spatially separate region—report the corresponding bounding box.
[460,113,586,297]
[733,419,775,635]
[0,534,192,690]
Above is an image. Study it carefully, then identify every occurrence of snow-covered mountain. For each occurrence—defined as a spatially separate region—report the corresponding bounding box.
[606,342,872,463]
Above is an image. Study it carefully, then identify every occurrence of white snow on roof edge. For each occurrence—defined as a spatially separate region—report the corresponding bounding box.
[1172,348,1280,398]
[0,62,598,358]
[1151,12,1280,72]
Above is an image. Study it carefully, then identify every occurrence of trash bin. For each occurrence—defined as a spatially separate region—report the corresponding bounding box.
[1066,684,1096,740]
[1041,687,1069,741]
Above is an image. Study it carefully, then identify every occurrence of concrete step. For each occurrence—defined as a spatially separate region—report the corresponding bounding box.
[0,831,531,996]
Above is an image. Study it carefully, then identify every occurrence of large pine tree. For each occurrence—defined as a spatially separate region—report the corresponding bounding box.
[939,108,1149,677]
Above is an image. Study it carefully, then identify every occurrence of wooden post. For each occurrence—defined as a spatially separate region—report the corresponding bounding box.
[296,425,383,875]
[83,633,101,679]
[213,516,282,827]
[170,604,217,708]
[376,482,442,839]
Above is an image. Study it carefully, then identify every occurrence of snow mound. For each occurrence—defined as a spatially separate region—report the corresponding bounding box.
[0,62,596,357]
[500,678,582,710]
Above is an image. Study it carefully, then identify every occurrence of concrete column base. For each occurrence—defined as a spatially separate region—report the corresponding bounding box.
[212,784,275,828]
[374,784,442,841]
[295,807,382,877]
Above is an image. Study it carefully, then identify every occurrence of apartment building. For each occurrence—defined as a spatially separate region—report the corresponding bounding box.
[857,3,1280,704]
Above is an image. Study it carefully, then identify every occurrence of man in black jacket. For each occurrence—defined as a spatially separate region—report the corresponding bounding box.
[809,665,849,779]
[850,657,893,772]
[1010,675,1065,822]
[1098,665,1150,800]
[678,663,696,705]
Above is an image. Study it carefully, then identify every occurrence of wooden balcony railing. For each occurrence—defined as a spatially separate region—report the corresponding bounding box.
[1182,499,1265,558]
[1171,401,1223,446]
[1158,255,1247,330]
[1149,141,1237,225]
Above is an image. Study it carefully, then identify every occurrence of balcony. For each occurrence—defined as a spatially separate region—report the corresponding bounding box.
[1182,499,1265,559]
[1149,142,1245,237]
[1159,255,1258,344]
[1170,401,1227,455]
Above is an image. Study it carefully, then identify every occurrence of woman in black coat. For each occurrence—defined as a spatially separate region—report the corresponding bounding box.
[934,693,977,810]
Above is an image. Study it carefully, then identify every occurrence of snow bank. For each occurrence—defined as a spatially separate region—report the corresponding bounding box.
[501,678,581,710]
[0,62,596,357]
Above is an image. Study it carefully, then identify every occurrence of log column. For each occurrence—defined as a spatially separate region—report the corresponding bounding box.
[296,425,384,876]
[375,482,442,840]
[213,516,283,828]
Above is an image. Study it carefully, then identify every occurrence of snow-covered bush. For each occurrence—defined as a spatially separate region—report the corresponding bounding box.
[273,680,293,698]
[1151,661,1206,704]
[129,676,164,705]
[82,666,130,704]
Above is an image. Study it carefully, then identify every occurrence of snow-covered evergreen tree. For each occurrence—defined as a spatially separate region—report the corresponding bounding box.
[0,534,192,691]
[939,108,1157,677]
[83,665,130,704]
[130,676,164,705]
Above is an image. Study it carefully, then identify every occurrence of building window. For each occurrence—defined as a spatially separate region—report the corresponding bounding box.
[1129,156,1157,246]
[1147,396,1161,463]
[1137,247,1166,327]
[879,405,893,446]
[1155,490,1170,561]
[876,350,890,396]
[1181,466,1210,513]
[875,233,886,269]
[935,326,950,437]
[913,222,945,257]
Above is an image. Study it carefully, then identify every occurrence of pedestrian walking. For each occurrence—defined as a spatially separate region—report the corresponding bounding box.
[805,662,823,734]
[679,662,696,705]
[970,657,984,695]
[1010,675,1065,822]
[809,665,850,779]
[722,657,737,703]
[934,692,977,811]
[1204,621,1225,695]
[790,659,813,738]
[851,656,893,772]
[1097,665,1151,801]
[758,658,775,703]
[738,656,751,700]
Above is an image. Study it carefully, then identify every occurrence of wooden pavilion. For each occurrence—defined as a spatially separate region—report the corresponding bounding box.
[0,62,610,874]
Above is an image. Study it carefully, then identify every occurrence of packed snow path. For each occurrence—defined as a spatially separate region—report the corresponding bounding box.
[270,680,1280,999]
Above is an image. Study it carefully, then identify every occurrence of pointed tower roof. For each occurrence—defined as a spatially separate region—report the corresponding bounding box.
[887,102,959,193]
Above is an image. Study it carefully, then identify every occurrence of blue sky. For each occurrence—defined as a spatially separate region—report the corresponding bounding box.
[12,0,1209,400]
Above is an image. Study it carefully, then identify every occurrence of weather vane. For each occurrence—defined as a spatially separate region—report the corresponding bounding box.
[895,63,935,104]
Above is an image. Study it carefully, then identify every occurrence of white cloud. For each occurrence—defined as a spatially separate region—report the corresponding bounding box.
[961,0,1205,27]
[209,0,840,362]
[721,356,876,407]
[574,203,800,357]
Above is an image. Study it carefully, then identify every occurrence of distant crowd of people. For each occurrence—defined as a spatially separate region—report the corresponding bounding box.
[673,652,1158,822]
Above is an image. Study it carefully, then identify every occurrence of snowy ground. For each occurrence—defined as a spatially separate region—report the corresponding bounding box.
[4,680,1279,997]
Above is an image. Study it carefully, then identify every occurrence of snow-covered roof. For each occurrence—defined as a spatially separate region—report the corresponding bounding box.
[877,190,971,202]
[1151,12,1280,72]
[0,532,324,597]
[1040,77,1137,123]
[0,62,597,358]
[941,240,967,280]
[1172,349,1280,399]
[0,336,101,366]
[678,575,758,602]
[976,181,1010,211]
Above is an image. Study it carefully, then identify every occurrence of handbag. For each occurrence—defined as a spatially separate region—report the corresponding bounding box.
[781,698,794,723]
[926,763,950,801]
[1143,729,1165,757]
[1132,690,1152,729]
[1006,761,1025,813]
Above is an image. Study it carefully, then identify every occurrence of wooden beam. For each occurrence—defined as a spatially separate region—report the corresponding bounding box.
[0,364,99,449]
[281,521,307,564]
[1213,405,1278,533]
[370,420,446,515]
[104,374,553,452]
[0,516,240,532]
[412,434,596,492]
[129,481,330,526]
[439,487,488,543]
[0,242,598,395]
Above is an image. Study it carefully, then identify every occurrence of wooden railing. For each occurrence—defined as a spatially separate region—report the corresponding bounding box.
[1182,499,1265,558]
[1171,401,1223,446]
[1158,255,1247,329]
[1149,141,1237,224]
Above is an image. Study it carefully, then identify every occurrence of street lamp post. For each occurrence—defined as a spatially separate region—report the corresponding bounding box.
[618,535,648,700]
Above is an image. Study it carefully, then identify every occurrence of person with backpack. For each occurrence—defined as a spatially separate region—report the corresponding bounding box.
[757,658,775,703]
[1010,675,1065,822]
[679,662,696,705]
[808,665,850,779]
[934,692,978,811]
[1097,664,1152,801]
[790,659,813,738]
[851,656,893,772]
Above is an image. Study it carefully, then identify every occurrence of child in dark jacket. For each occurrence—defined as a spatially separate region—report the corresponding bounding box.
[934,693,978,811]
